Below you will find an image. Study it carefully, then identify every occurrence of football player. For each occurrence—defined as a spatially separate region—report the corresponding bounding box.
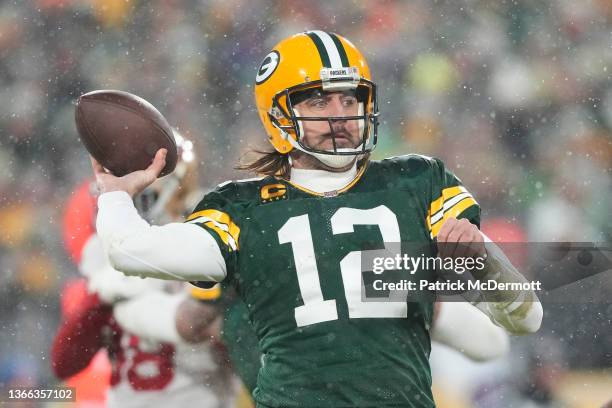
[52,132,238,408]
[92,31,542,407]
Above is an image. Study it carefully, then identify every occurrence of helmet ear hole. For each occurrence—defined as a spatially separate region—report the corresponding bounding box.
[356,85,369,103]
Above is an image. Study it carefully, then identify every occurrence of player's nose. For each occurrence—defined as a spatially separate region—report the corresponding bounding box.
[327,95,347,119]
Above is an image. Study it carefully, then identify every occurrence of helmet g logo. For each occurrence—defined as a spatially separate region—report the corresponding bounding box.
[255,50,280,84]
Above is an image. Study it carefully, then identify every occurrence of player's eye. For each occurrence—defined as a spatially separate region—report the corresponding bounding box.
[341,96,357,107]
[307,98,328,109]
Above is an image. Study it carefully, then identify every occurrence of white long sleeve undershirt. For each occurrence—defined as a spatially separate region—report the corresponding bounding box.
[473,233,543,335]
[431,302,510,361]
[96,191,227,282]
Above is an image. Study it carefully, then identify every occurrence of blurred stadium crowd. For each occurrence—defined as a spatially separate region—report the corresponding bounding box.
[0,0,610,407]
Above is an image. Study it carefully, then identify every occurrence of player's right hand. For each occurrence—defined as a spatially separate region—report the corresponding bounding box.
[436,216,485,260]
[90,148,167,198]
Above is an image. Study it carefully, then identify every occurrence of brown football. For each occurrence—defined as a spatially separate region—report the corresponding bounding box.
[75,90,177,177]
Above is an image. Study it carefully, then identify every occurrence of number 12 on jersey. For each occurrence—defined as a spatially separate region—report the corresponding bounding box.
[278,206,408,327]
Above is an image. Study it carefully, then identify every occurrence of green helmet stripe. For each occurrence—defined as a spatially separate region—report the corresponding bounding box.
[329,33,350,67]
[306,31,331,68]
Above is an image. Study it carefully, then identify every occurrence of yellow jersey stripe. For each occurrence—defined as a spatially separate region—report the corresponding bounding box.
[428,186,465,215]
[426,186,471,230]
[188,209,231,224]
[429,197,478,238]
[190,284,221,301]
[187,209,240,250]
[189,217,238,250]
[204,220,238,250]
[429,192,473,226]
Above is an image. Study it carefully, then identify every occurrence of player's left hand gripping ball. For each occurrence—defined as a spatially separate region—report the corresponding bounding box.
[436,217,485,260]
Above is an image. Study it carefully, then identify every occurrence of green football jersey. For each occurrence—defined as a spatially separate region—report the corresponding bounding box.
[222,299,262,394]
[187,154,480,408]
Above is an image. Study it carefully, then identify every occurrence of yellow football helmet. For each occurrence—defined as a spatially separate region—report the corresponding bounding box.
[254,31,379,166]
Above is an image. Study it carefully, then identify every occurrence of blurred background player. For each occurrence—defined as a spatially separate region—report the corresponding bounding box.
[121,280,261,407]
[51,131,238,408]
[53,179,111,407]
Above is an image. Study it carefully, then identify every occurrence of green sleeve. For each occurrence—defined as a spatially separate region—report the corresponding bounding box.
[428,158,481,237]
[184,183,242,284]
